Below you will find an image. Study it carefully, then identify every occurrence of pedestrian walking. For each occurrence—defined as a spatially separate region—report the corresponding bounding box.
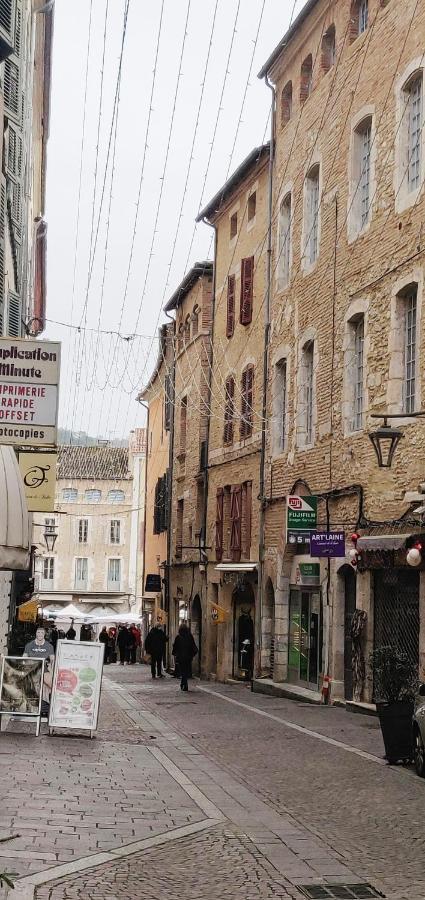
[99,626,109,663]
[172,624,198,692]
[65,620,76,640]
[128,626,137,665]
[145,624,168,678]
[131,625,141,663]
[117,626,130,665]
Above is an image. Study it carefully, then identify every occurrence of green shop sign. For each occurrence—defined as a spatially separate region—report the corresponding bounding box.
[287,495,317,545]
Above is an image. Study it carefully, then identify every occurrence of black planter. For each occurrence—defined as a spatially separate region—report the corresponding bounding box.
[376,700,414,764]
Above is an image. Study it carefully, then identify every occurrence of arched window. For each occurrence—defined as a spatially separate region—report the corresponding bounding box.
[191,305,199,338]
[351,115,373,234]
[184,314,191,343]
[85,489,101,503]
[304,164,320,265]
[321,25,335,73]
[107,489,125,503]
[281,81,292,126]
[177,324,184,354]
[349,0,368,42]
[300,55,313,104]
[278,193,292,288]
[62,488,77,503]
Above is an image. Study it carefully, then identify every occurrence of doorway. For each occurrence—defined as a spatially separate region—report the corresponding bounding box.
[341,565,356,701]
[263,578,275,678]
[288,588,322,689]
[191,594,202,676]
[232,582,255,679]
[373,568,419,699]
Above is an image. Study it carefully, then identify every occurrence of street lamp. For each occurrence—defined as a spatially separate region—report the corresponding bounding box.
[43,525,57,552]
[369,411,425,468]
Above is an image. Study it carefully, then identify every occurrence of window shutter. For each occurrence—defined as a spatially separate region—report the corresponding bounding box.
[240,366,254,439]
[230,485,242,562]
[215,488,224,561]
[0,179,5,332]
[223,376,235,445]
[240,256,254,325]
[7,290,21,336]
[226,275,235,337]
[4,58,20,119]
[243,481,252,559]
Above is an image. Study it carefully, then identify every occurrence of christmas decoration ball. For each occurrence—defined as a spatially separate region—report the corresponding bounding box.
[407,547,422,567]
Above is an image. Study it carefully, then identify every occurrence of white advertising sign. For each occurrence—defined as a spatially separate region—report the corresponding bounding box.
[0,337,60,446]
[49,641,104,733]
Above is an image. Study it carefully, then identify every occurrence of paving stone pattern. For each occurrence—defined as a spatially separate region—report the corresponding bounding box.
[0,680,203,881]
[36,825,297,899]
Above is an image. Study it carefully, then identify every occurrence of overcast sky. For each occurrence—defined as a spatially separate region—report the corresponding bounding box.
[45,0,300,442]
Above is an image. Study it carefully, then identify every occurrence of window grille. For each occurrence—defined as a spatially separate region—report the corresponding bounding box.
[404,290,417,414]
[408,76,422,192]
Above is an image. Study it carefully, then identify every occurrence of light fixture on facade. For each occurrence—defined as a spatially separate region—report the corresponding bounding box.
[43,526,57,553]
[368,416,403,468]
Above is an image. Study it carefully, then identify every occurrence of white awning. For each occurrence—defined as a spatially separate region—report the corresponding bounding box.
[0,446,30,571]
[215,563,258,572]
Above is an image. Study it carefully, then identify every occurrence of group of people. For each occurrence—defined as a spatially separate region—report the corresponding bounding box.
[145,622,198,692]
[99,624,142,665]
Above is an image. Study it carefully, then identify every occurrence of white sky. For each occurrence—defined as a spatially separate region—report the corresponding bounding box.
[45,0,300,442]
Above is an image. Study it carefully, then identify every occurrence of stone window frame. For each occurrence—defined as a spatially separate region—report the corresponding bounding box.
[271,343,291,458]
[394,59,425,215]
[387,270,423,414]
[246,179,259,233]
[296,327,318,449]
[342,298,369,436]
[301,156,322,274]
[276,184,293,292]
[347,106,376,243]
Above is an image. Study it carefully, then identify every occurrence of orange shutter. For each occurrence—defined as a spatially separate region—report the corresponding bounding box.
[215,488,224,561]
[230,485,242,562]
[240,256,254,325]
[226,275,235,337]
[223,376,235,445]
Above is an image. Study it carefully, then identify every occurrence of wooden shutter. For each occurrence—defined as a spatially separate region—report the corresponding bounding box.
[242,481,252,559]
[226,275,235,337]
[7,290,21,336]
[230,485,242,562]
[240,256,254,325]
[153,479,161,534]
[215,488,224,561]
[223,376,235,445]
[240,366,254,439]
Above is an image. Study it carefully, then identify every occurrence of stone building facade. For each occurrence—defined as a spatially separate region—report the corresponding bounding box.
[139,324,173,623]
[34,441,145,618]
[198,146,269,681]
[259,0,425,702]
[164,263,213,672]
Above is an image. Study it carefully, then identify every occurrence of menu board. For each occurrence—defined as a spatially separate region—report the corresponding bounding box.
[0,657,44,716]
[49,641,104,732]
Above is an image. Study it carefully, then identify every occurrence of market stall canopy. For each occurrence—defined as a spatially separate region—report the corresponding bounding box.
[42,604,143,626]
[0,446,30,571]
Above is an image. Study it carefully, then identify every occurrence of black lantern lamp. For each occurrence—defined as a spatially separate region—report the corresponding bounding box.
[43,525,58,552]
[368,416,404,468]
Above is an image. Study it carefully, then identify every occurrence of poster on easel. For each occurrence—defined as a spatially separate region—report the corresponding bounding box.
[0,657,45,736]
[48,641,104,736]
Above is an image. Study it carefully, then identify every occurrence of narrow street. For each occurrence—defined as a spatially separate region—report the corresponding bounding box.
[0,666,421,900]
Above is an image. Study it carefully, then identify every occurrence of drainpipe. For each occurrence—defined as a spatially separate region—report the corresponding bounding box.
[256,74,275,681]
[164,311,176,665]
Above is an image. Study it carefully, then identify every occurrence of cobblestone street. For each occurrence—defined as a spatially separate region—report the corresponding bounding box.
[1,666,424,899]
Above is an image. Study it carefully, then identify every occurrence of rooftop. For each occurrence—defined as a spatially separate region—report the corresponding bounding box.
[196,144,270,223]
[57,445,130,481]
[164,261,213,313]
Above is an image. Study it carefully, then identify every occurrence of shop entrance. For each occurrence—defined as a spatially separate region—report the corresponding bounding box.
[191,594,202,676]
[288,588,322,689]
[373,568,419,699]
[341,565,356,701]
[232,582,255,679]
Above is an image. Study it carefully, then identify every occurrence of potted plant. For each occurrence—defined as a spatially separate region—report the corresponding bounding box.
[370,645,417,765]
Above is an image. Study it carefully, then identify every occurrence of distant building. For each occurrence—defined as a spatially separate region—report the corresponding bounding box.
[33,434,146,618]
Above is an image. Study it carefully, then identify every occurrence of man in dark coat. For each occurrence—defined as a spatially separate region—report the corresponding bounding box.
[145,625,168,678]
[117,626,131,665]
[172,624,198,692]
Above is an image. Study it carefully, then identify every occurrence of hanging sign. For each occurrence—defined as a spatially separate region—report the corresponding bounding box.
[49,640,103,734]
[211,604,228,624]
[310,531,346,558]
[287,495,317,544]
[18,450,57,511]
[0,337,60,447]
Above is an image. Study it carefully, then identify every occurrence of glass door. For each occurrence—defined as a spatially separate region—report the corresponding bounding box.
[288,588,321,689]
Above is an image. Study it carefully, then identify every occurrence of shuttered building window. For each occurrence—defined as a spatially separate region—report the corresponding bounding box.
[240,366,254,439]
[215,488,224,561]
[230,485,242,562]
[226,274,235,337]
[240,256,254,325]
[223,376,235,445]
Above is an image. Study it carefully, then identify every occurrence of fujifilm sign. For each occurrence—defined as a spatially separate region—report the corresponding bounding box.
[0,337,60,447]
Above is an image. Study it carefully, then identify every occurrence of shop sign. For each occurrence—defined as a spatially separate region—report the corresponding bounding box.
[0,657,44,716]
[0,337,60,447]
[145,574,162,592]
[297,562,320,586]
[310,531,345,558]
[211,605,227,624]
[17,597,39,622]
[18,450,57,511]
[287,495,317,544]
[49,640,103,733]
